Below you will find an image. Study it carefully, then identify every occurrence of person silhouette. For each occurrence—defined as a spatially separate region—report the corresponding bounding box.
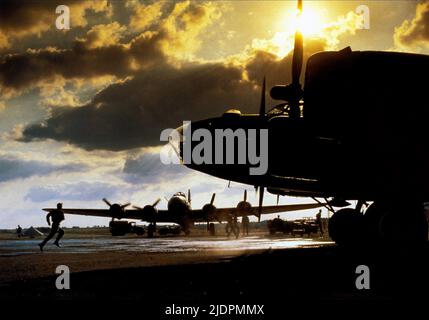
[242,215,250,235]
[16,225,22,237]
[39,203,65,251]
[316,209,323,236]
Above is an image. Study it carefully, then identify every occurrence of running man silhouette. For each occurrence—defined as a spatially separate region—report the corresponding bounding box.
[39,203,65,251]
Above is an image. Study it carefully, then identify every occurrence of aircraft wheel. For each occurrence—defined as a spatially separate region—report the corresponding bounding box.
[147,223,155,238]
[208,223,216,236]
[328,208,364,246]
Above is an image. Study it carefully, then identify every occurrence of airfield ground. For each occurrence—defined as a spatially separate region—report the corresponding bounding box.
[0,229,428,312]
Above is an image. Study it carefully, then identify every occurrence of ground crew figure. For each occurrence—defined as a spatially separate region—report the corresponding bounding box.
[232,214,239,238]
[316,209,323,236]
[242,215,249,236]
[39,203,65,251]
[16,225,22,237]
[226,214,233,237]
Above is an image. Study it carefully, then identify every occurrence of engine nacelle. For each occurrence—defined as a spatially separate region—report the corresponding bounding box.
[109,203,125,219]
[142,205,157,221]
[202,203,217,220]
[270,84,303,101]
[236,201,252,213]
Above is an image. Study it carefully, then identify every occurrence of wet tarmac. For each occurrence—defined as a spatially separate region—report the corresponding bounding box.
[1,235,428,308]
[0,235,333,256]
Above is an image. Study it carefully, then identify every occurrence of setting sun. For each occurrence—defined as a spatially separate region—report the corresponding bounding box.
[283,7,326,36]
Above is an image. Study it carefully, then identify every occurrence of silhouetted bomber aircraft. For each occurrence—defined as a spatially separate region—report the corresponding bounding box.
[172,0,429,246]
[43,190,322,237]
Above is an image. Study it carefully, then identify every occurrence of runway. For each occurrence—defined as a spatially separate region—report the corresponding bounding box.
[0,235,332,257]
[1,234,428,304]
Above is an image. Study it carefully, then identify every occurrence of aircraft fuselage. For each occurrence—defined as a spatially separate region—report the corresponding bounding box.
[178,50,429,202]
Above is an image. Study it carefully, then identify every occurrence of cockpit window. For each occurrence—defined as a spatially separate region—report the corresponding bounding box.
[174,192,186,198]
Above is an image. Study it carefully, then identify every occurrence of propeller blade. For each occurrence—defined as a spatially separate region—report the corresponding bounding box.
[258,186,264,222]
[102,198,112,207]
[244,189,247,202]
[276,195,280,205]
[132,205,143,210]
[152,198,161,207]
[121,203,131,209]
[292,0,303,86]
[210,193,216,205]
[188,189,191,204]
[259,76,266,117]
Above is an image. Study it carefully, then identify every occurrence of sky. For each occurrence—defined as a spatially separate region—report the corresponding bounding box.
[0,0,428,229]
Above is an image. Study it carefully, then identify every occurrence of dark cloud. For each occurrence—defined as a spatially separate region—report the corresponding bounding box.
[0,0,110,50]
[19,38,326,151]
[0,1,56,37]
[0,156,84,182]
[394,1,429,48]
[2,0,326,152]
[25,181,119,202]
[0,31,166,92]
[0,1,221,93]
[20,61,256,150]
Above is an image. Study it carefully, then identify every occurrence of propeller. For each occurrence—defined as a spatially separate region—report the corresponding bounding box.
[102,198,112,207]
[210,193,216,205]
[292,0,303,87]
[257,186,264,222]
[237,190,252,214]
[152,198,161,207]
[133,198,161,222]
[102,198,131,219]
[188,189,191,205]
[259,76,266,117]
[270,0,304,119]
[202,193,217,226]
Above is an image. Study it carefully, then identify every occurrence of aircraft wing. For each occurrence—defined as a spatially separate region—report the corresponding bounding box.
[190,202,323,222]
[43,202,323,224]
[42,208,167,221]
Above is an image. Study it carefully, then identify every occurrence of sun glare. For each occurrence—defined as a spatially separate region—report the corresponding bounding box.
[263,6,327,58]
[284,7,326,37]
[297,9,325,36]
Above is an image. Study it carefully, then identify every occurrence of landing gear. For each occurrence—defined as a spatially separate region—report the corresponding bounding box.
[328,208,364,246]
[328,200,428,247]
[147,223,156,238]
[182,218,193,236]
[208,223,216,236]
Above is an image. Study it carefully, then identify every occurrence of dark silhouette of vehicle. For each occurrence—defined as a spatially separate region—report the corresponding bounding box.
[268,217,318,236]
[157,225,182,236]
[173,0,429,247]
[43,189,320,238]
[109,220,145,236]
